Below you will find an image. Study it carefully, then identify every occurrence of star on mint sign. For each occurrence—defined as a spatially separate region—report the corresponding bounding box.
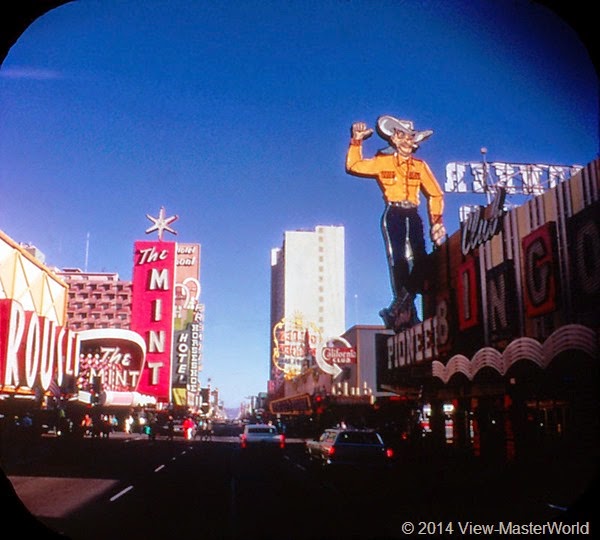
[145,206,178,241]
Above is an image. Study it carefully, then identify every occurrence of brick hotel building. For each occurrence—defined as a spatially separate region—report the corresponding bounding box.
[55,268,132,331]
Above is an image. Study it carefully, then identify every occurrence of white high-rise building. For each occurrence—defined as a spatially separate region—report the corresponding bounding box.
[270,225,345,385]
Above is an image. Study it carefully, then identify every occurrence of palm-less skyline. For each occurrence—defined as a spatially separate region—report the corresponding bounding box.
[1,0,597,407]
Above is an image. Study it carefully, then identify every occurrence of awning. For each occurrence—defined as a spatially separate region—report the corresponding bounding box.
[269,393,312,415]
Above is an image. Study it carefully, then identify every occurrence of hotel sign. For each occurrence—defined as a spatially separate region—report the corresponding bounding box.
[173,242,203,407]
[187,303,203,406]
[174,243,201,318]
[272,315,321,380]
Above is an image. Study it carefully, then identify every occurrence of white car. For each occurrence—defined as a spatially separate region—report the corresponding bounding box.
[240,423,285,449]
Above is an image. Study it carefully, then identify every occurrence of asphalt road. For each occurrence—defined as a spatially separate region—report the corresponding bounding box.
[2,432,598,540]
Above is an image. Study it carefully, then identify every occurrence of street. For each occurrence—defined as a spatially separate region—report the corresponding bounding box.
[3,432,597,540]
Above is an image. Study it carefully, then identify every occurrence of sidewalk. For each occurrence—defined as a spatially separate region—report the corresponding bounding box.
[391,446,599,525]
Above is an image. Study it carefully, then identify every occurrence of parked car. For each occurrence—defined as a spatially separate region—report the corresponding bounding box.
[306,428,394,468]
[239,423,285,450]
[212,420,243,437]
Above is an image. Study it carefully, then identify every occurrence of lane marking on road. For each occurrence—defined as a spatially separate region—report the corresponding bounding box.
[154,464,165,472]
[110,485,134,502]
[282,451,307,472]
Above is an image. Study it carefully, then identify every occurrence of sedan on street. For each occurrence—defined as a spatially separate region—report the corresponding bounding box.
[306,428,394,468]
[239,423,286,450]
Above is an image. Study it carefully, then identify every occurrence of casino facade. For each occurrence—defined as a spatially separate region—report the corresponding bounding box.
[377,158,599,461]
[0,209,205,418]
[0,231,78,409]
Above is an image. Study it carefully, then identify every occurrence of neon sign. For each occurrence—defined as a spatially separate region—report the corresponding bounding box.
[77,328,146,394]
[272,314,321,380]
[0,299,80,394]
[460,188,506,255]
[130,241,176,402]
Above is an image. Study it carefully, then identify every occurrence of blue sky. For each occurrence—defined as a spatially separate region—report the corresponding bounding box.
[0,0,597,408]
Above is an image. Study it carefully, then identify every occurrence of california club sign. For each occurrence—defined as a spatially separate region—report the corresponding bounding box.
[322,346,356,365]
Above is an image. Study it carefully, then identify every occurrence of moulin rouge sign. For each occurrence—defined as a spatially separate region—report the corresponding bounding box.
[130,241,176,403]
[0,299,80,395]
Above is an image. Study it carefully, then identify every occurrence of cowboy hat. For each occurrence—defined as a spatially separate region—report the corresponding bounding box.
[377,115,433,145]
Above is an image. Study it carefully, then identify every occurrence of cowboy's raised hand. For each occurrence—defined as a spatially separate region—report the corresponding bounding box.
[351,122,374,141]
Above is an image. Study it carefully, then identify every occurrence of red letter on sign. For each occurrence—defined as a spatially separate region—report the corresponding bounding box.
[522,222,557,318]
[457,257,479,331]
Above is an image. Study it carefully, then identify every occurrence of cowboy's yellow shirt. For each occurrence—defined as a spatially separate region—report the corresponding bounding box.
[346,140,444,224]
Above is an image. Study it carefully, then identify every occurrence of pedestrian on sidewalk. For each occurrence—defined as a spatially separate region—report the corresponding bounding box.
[124,414,134,434]
[183,417,195,440]
[81,414,93,437]
[167,415,175,441]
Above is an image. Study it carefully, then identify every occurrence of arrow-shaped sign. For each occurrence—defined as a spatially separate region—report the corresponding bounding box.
[315,341,343,379]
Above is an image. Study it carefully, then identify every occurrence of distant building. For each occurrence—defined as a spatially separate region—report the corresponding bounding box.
[55,268,132,330]
[340,324,394,399]
[269,225,345,389]
[19,242,45,264]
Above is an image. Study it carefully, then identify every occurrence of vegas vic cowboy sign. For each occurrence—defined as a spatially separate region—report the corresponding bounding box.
[345,115,446,332]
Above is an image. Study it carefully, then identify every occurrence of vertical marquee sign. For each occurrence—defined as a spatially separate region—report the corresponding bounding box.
[172,243,203,407]
[130,240,177,402]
